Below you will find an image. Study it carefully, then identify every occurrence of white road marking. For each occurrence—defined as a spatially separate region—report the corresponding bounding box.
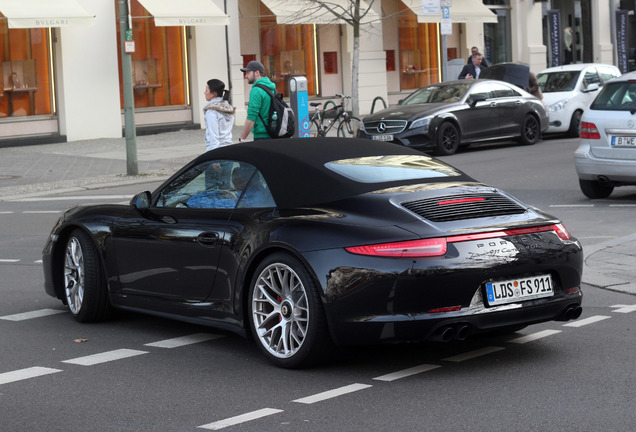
[197,408,284,430]
[292,383,372,404]
[34,259,43,264]
[62,349,148,366]
[563,315,611,327]
[443,346,505,362]
[144,333,224,348]
[0,308,65,321]
[0,211,14,214]
[17,195,132,202]
[549,204,594,208]
[22,210,62,214]
[610,304,636,314]
[0,367,62,385]
[373,364,441,381]
[509,329,562,344]
[0,259,20,263]
[609,204,636,207]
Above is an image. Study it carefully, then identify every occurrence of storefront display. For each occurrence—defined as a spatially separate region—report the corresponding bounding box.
[0,24,52,118]
[115,0,187,109]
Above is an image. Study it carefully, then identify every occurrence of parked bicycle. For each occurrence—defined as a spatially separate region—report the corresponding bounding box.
[308,94,361,138]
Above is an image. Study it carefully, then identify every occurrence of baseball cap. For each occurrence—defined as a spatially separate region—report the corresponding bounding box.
[240,61,265,74]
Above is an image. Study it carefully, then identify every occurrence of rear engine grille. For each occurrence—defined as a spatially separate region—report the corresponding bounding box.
[402,193,527,222]
[363,119,407,135]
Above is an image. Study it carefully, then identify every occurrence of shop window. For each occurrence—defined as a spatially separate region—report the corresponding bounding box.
[385,50,396,72]
[259,1,316,97]
[0,23,53,118]
[323,52,338,74]
[398,2,440,91]
[115,0,187,109]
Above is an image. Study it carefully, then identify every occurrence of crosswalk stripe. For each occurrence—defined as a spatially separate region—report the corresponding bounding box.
[198,408,284,430]
[62,349,148,366]
[0,367,62,385]
[373,364,441,381]
[509,329,561,344]
[563,315,611,327]
[144,333,224,348]
[292,383,372,404]
[0,308,65,321]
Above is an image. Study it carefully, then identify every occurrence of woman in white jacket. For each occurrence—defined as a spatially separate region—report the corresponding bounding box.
[203,79,235,152]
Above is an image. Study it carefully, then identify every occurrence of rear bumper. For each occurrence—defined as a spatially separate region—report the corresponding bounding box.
[575,143,636,183]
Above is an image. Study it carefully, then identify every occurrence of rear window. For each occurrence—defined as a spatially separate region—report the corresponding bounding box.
[537,71,581,92]
[590,81,636,111]
[325,155,462,183]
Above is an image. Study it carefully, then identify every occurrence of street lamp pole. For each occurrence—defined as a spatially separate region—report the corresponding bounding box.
[118,0,138,176]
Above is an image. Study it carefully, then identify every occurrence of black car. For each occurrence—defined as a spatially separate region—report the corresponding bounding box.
[358,80,549,155]
[43,138,582,368]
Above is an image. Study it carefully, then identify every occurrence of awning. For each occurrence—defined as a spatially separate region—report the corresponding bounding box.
[138,0,229,27]
[401,0,498,24]
[261,0,379,25]
[0,0,94,29]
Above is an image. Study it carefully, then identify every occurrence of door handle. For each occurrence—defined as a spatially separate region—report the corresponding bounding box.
[490,102,497,107]
[197,232,219,246]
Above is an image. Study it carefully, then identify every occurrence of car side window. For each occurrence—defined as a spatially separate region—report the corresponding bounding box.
[489,82,517,98]
[469,83,492,100]
[156,160,240,209]
[582,68,601,88]
[598,67,620,84]
[236,169,276,208]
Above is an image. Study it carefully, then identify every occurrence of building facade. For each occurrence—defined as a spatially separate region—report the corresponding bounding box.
[0,0,628,144]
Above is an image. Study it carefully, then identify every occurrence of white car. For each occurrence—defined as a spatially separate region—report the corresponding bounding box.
[574,71,636,198]
[537,64,621,137]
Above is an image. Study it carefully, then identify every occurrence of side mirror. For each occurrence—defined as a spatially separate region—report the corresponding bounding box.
[468,94,487,107]
[131,191,151,210]
[584,83,600,93]
[398,98,404,105]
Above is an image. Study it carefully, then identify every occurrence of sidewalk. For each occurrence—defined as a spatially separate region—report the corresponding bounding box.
[0,128,634,296]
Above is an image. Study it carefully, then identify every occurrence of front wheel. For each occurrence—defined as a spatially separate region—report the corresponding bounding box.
[337,116,361,138]
[309,119,325,137]
[579,179,614,199]
[518,114,540,145]
[63,229,111,322]
[435,122,460,155]
[566,110,582,138]
[249,253,332,368]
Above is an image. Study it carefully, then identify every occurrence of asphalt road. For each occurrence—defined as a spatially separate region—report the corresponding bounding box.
[1,136,635,432]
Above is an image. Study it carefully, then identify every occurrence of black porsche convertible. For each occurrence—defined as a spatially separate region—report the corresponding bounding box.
[43,138,583,368]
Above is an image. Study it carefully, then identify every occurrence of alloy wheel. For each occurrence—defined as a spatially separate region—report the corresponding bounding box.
[251,263,309,359]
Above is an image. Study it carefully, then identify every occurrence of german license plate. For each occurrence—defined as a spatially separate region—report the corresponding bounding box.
[372,134,394,141]
[485,275,553,306]
[611,136,636,147]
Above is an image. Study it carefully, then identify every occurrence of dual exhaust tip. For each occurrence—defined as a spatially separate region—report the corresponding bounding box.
[431,304,583,342]
[431,323,472,342]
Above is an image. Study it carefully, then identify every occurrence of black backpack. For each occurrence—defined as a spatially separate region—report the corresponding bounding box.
[255,84,295,138]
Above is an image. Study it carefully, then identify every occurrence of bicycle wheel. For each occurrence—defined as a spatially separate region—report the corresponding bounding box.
[309,119,324,137]
[337,116,362,138]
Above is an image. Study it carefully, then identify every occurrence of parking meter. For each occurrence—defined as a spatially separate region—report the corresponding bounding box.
[288,76,309,138]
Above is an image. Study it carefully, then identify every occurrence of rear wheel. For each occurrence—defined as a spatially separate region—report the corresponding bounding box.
[566,110,582,138]
[337,116,361,138]
[63,229,111,322]
[518,114,540,145]
[249,252,332,368]
[435,122,460,155]
[579,179,614,199]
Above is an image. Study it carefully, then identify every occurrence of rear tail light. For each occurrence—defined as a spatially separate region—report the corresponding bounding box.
[580,121,600,139]
[345,224,572,258]
[345,238,447,257]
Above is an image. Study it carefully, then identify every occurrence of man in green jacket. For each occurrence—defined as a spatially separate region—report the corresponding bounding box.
[238,61,276,142]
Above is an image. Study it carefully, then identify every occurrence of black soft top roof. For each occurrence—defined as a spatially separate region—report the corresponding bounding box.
[191,137,473,208]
